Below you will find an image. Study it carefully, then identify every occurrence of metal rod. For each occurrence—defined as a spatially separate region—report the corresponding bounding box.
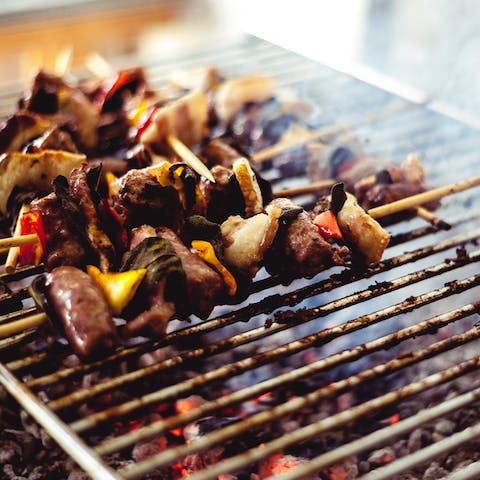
[269,387,480,480]
[120,341,480,479]
[93,303,478,455]
[14,227,480,380]
[0,363,121,480]
[359,422,480,480]
[442,459,480,480]
[46,249,480,411]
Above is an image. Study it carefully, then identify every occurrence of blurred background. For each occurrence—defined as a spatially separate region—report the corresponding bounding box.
[1,0,480,122]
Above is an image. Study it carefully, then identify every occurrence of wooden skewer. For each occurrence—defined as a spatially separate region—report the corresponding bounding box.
[0,312,48,339]
[0,175,478,339]
[166,134,216,183]
[368,176,480,219]
[4,205,34,274]
[274,179,336,197]
[415,206,451,230]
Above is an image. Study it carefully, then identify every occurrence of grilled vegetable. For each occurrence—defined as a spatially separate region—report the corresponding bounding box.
[87,265,146,315]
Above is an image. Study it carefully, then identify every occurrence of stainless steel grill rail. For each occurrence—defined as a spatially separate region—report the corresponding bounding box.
[1,36,480,480]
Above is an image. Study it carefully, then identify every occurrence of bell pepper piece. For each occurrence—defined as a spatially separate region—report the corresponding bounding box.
[18,210,46,265]
[105,172,120,197]
[87,265,146,315]
[313,210,343,241]
[135,106,159,140]
[191,240,237,296]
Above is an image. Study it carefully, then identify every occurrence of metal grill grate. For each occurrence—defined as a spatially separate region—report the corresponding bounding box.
[1,36,480,480]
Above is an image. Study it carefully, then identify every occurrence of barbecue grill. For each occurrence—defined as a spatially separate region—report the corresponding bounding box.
[1,36,480,480]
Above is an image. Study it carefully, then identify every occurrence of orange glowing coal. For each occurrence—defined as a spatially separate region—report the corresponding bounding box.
[258,452,308,478]
[325,464,349,480]
[389,413,401,425]
[176,395,205,414]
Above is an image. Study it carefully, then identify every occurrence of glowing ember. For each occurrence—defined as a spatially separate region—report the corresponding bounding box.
[325,464,349,480]
[170,428,183,438]
[176,395,205,414]
[172,463,189,478]
[389,413,401,425]
[258,452,308,478]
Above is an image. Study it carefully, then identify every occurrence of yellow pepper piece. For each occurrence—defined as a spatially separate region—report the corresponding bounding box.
[105,172,120,197]
[148,162,187,207]
[191,240,237,296]
[128,100,148,126]
[87,265,147,315]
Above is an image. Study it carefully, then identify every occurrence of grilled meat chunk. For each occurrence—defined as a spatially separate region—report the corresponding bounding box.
[157,226,226,319]
[27,127,79,153]
[199,165,244,224]
[113,169,185,233]
[0,111,53,153]
[201,138,242,169]
[264,198,345,279]
[30,193,89,270]
[69,165,116,272]
[45,266,118,359]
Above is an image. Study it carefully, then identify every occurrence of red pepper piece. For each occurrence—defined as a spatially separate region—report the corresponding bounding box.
[19,210,47,265]
[135,105,159,140]
[100,199,128,251]
[97,69,145,112]
[313,210,343,241]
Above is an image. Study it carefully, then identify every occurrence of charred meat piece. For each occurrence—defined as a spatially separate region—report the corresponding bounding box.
[113,168,185,233]
[200,138,242,169]
[214,75,275,125]
[157,227,226,319]
[27,127,79,153]
[30,194,89,270]
[0,111,53,153]
[122,231,184,337]
[0,149,85,215]
[44,266,118,359]
[199,165,244,224]
[69,165,116,272]
[264,198,345,279]
[22,70,99,152]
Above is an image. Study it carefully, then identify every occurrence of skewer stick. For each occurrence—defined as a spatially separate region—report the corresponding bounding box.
[415,206,451,230]
[4,205,33,274]
[54,45,73,76]
[368,176,480,219]
[0,175,478,340]
[0,312,48,339]
[166,134,216,183]
[274,179,336,197]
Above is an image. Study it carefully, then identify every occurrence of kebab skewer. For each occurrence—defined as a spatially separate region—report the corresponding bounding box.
[1,168,478,359]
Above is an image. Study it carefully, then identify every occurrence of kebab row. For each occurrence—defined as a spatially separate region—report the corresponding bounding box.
[0,65,478,361]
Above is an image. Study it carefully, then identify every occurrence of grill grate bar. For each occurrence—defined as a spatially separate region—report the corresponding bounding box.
[80,269,480,438]
[120,336,480,479]
[359,422,480,480]
[93,302,479,455]
[268,386,480,480]
[0,363,120,480]
[19,227,480,387]
[43,246,480,411]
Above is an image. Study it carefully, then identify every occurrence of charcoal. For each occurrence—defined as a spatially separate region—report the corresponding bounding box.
[423,462,448,480]
[367,447,395,467]
[132,436,167,462]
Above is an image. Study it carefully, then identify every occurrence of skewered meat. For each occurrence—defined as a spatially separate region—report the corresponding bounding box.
[30,194,89,270]
[140,90,208,150]
[27,127,79,153]
[0,111,53,153]
[69,164,116,272]
[264,198,346,278]
[200,138,242,169]
[112,167,185,233]
[0,149,85,215]
[44,266,118,359]
[157,227,226,319]
[214,75,275,124]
